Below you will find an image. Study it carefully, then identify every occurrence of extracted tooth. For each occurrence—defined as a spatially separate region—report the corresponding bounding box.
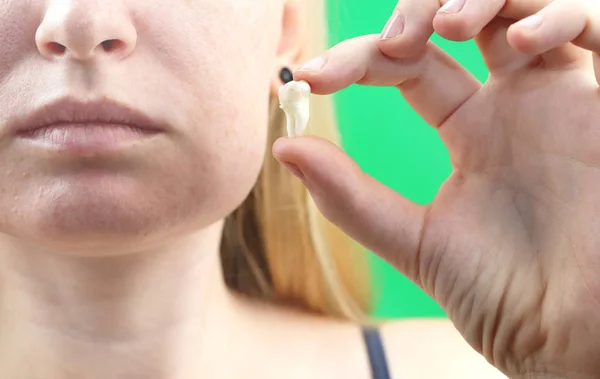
[278,80,311,138]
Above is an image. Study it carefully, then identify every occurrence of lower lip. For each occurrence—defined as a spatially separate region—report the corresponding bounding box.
[17,124,161,154]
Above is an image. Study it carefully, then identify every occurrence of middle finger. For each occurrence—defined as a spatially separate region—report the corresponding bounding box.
[379,0,440,59]
[379,0,555,61]
[434,0,553,41]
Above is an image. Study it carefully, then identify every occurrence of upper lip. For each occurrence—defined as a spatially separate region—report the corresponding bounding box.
[9,97,166,135]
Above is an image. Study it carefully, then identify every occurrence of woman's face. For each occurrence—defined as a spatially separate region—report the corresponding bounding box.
[0,0,285,250]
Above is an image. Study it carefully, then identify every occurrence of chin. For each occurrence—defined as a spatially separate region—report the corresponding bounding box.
[0,175,238,255]
[0,135,265,255]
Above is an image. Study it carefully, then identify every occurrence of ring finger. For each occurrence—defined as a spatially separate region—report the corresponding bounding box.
[433,0,507,41]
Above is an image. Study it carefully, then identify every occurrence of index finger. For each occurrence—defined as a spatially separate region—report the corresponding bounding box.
[294,35,480,128]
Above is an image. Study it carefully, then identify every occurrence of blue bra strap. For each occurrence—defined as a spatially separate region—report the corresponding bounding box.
[362,326,392,379]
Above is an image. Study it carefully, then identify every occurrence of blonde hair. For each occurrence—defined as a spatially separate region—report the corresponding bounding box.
[220,0,372,321]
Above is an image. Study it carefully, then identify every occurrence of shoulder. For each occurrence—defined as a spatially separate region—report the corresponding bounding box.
[380,318,508,378]
[246,298,506,379]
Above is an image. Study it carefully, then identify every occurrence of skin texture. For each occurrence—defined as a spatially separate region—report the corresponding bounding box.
[274,0,600,378]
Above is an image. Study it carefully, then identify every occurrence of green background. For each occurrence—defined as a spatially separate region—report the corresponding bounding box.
[325,0,489,319]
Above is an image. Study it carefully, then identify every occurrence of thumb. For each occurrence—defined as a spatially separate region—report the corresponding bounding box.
[272,136,428,283]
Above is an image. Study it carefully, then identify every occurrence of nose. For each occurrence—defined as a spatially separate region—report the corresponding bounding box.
[35,0,137,61]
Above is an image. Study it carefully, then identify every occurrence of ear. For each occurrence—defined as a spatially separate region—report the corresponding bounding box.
[270,0,307,97]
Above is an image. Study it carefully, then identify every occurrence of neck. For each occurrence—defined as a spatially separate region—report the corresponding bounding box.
[0,221,244,379]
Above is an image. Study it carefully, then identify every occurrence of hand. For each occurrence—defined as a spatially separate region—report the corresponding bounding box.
[273,1,600,378]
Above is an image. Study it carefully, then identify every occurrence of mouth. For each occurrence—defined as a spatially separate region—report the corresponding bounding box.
[9,98,166,155]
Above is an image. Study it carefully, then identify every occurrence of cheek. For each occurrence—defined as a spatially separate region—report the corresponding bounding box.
[166,4,281,220]
[188,97,271,213]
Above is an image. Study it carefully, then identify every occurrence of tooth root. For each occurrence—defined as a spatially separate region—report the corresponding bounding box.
[294,110,306,137]
[285,109,296,137]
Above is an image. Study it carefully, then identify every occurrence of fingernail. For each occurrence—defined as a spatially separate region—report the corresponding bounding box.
[380,12,405,40]
[279,161,305,180]
[515,14,543,30]
[438,0,466,14]
[297,56,325,72]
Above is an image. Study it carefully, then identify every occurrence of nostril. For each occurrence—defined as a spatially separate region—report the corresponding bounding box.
[46,42,66,56]
[101,39,125,52]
